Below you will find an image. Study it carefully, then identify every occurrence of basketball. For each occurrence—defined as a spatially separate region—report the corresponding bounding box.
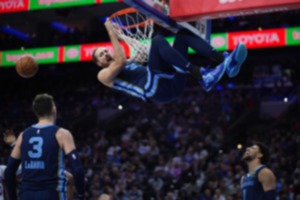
[15,55,39,78]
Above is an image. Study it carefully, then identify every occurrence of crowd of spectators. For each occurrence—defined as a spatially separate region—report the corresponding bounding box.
[78,87,300,200]
[0,61,299,199]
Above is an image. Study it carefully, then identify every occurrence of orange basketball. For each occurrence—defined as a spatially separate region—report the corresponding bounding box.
[15,55,39,78]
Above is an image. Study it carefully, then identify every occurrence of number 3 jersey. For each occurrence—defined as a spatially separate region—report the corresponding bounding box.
[20,124,67,193]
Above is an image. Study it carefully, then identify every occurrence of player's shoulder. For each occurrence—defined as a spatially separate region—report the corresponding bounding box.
[258,167,276,181]
[56,128,72,137]
[55,128,73,146]
[97,69,114,87]
[16,131,24,143]
[259,167,274,174]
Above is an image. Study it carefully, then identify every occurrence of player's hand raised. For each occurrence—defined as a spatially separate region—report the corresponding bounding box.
[104,19,114,32]
[3,129,16,145]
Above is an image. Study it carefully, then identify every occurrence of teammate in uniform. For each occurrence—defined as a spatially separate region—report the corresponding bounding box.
[0,129,20,200]
[0,165,22,200]
[241,142,276,200]
[5,94,85,200]
[92,19,247,104]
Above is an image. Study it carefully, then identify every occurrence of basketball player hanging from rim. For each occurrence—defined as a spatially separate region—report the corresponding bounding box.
[92,9,248,104]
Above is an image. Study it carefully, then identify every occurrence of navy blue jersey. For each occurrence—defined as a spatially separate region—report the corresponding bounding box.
[241,165,266,200]
[113,62,187,103]
[20,124,67,193]
[113,62,147,101]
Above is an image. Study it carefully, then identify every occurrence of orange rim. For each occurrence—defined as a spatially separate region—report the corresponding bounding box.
[109,7,153,29]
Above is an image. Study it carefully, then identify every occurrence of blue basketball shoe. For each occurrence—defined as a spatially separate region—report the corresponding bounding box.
[200,61,227,92]
[224,43,248,78]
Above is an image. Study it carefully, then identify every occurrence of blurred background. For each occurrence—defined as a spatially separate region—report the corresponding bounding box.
[1,1,300,200]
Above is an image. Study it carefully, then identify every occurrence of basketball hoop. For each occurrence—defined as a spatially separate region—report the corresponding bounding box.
[109,8,154,63]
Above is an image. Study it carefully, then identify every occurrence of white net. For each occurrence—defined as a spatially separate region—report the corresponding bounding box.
[110,8,154,63]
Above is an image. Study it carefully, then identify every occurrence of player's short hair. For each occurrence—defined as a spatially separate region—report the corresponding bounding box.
[32,93,54,118]
[92,48,98,64]
[256,142,270,164]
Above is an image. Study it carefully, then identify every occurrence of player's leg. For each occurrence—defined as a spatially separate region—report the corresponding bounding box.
[148,34,193,75]
[172,30,228,92]
[148,34,219,83]
[174,29,247,78]
[173,28,247,90]
[222,44,247,78]
[173,29,224,66]
[145,35,189,102]
[148,35,227,92]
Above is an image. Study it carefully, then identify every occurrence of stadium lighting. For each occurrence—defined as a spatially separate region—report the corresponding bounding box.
[0,26,31,41]
[50,22,74,34]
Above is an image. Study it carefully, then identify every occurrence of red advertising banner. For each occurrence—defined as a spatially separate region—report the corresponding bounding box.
[0,0,29,13]
[228,28,286,50]
[0,0,121,14]
[170,0,300,21]
[1,27,299,67]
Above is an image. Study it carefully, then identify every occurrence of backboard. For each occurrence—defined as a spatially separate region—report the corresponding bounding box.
[123,0,300,43]
[123,0,212,42]
[169,0,300,22]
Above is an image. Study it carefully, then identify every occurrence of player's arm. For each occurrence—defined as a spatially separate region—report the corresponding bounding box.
[65,171,74,200]
[98,19,126,87]
[56,129,85,200]
[258,168,276,200]
[4,133,22,200]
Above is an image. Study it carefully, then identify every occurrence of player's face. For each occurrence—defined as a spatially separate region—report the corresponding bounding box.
[95,47,113,68]
[242,145,261,163]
